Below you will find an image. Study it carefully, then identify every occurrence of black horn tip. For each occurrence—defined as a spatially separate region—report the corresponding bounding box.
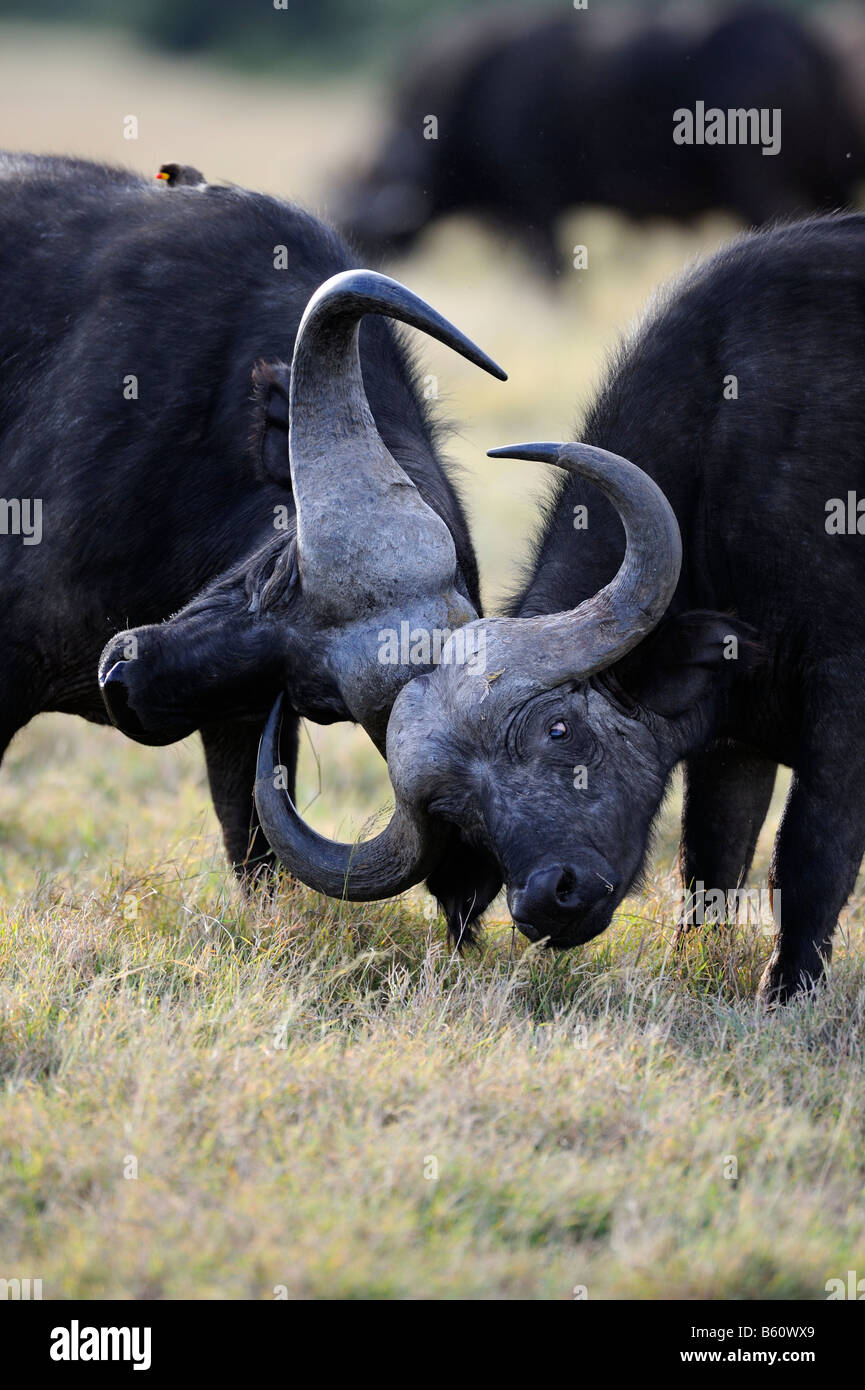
[478,357,508,382]
[306,268,508,381]
[257,692,285,772]
[425,326,507,382]
[266,689,286,726]
[487,441,565,465]
[452,345,507,382]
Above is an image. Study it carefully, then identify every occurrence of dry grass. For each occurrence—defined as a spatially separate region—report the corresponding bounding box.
[2,852,864,1299]
[0,26,863,1300]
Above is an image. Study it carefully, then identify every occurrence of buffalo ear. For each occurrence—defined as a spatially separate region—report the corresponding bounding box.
[250,360,292,486]
[611,612,763,719]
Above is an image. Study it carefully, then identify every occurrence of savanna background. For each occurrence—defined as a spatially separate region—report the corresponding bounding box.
[1,0,864,1300]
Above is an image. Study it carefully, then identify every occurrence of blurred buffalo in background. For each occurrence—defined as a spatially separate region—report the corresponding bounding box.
[336,4,865,274]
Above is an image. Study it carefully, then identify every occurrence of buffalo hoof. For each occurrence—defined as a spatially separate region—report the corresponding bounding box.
[756,944,831,1009]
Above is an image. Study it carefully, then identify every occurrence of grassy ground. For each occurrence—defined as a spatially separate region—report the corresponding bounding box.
[0,27,863,1300]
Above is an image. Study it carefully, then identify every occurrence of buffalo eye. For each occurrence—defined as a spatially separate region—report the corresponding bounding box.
[548,719,569,741]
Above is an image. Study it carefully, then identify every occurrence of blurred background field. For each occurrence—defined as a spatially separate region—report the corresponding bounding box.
[0,5,863,1302]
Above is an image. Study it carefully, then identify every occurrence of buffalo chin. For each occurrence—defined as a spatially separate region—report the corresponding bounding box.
[514,898,618,950]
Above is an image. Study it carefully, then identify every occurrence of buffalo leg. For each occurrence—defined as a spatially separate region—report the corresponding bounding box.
[677,744,777,933]
[201,714,299,881]
[760,755,865,1005]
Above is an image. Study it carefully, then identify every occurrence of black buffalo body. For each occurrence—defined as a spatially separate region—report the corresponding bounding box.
[338,6,864,273]
[506,219,865,1002]
[0,152,497,906]
[498,215,865,1000]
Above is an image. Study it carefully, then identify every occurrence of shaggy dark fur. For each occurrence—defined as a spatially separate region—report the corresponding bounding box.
[435,215,865,1002]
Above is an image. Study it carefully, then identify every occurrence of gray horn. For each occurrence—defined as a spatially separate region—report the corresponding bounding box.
[254,696,444,899]
[482,442,682,683]
[289,268,506,626]
[253,271,505,899]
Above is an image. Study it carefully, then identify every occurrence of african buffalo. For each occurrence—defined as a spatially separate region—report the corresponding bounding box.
[258,213,865,1004]
[337,6,865,274]
[0,152,504,892]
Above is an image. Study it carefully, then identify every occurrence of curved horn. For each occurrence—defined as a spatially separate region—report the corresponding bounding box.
[289,269,506,623]
[482,441,682,683]
[254,695,441,900]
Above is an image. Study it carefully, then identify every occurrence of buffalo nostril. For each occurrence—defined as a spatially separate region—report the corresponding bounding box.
[99,663,147,739]
[555,866,578,904]
[100,660,128,688]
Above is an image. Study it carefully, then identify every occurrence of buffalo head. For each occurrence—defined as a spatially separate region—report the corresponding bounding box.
[255,441,756,934]
[99,268,505,871]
